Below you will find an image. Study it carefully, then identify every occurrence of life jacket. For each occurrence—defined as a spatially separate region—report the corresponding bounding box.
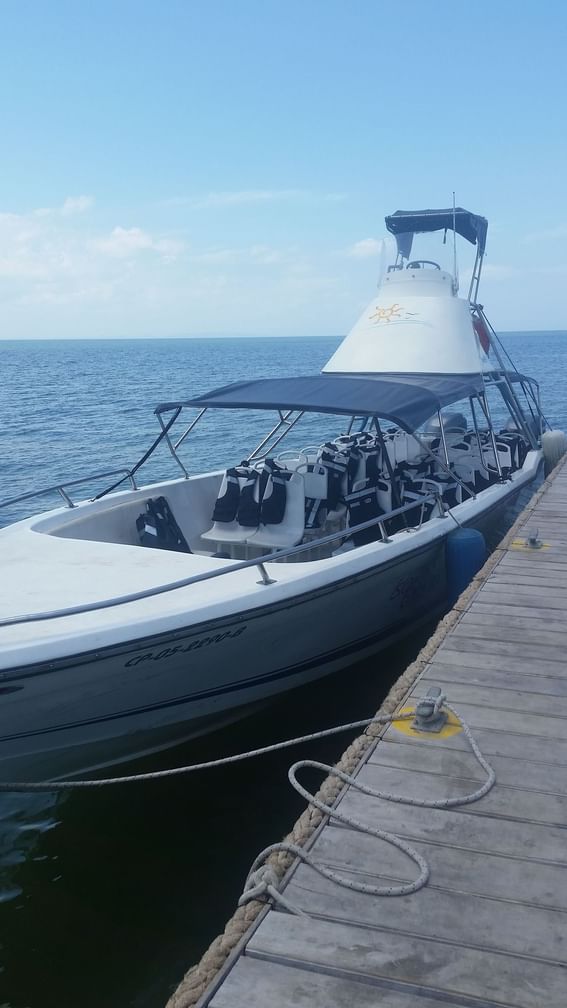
[136,496,191,553]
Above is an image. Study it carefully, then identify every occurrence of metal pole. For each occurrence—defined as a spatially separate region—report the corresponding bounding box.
[437,411,450,466]
[476,308,538,448]
[174,408,207,451]
[157,411,189,478]
[478,392,504,481]
[248,411,305,462]
[373,417,403,511]
[57,487,75,508]
[469,396,485,462]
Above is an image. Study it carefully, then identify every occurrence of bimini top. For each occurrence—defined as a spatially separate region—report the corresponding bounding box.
[385,208,488,255]
[155,373,487,433]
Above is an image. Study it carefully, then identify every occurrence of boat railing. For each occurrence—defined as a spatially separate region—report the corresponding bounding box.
[0,492,446,629]
[0,469,138,513]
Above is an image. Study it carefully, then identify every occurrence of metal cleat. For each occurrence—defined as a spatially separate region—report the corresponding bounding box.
[526,527,543,549]
[413,686,448,733]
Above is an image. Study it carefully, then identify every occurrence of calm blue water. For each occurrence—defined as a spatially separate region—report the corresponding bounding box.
[0,332,566,1008]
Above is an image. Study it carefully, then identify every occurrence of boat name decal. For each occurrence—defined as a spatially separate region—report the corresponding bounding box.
[390,573,430,609]
[124,626,247,667]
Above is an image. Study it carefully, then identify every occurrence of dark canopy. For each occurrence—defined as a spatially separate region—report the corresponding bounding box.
[385,208,488,255]
[155,373,487,433]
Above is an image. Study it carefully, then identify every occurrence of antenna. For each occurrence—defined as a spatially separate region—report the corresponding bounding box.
[452,192,458,292]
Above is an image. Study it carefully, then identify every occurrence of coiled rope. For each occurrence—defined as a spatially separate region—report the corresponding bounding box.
[238,698,495,911]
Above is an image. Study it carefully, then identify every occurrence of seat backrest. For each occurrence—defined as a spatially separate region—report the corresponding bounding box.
[211,467,255,525]
[297,462,328,530]
[344,483,383,545]
[316,443,350,510]
[250,470,306,548]
[276,449,309,471]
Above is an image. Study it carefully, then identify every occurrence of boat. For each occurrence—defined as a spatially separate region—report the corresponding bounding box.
[0,206,552,781]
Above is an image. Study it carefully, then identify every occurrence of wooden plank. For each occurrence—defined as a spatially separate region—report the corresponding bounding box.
[308,822,567,908]
[474,588,567,610]
[247,913,567,1008]
[500,556,567,570]
[451,619,567,649]
[369,737,567,796]
[409,680,567,718]
[481,582,567,599]
[350,762,567,828]
[488,573,567,588]
[334,786,567,861]
[465,600,567,621]
[459,610,567,636]
[438,636,567,663]
[210,958,471,1008]
[486,576,567,588]
[434,647,567,675]
[499,556,567,571]
[423,661,567,694]
[281,863,567,962]
[384,720,567,765]
[413,699,567,741]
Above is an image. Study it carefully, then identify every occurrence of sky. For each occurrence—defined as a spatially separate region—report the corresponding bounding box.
[1,0,566,339]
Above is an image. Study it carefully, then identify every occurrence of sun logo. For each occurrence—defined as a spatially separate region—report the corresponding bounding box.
[369,303,402,323]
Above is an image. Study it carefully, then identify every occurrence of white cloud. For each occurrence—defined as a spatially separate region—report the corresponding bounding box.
[346,238,382,258]
[523,224,567,243]
[61,195,94,216]
[33,195,94,218]
[92,226,185,260]
[93,226,154,258]
[191,243,283,265]
[164,189,346,209]
[0,201,187,318]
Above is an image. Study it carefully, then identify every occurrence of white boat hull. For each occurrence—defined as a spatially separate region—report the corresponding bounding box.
[0,464,539,782]
[0,539,445,780]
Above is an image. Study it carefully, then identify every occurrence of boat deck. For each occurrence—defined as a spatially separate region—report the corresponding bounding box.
[198,457,567,1008]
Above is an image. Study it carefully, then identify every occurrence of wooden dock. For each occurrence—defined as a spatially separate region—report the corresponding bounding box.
[191,460,567,1008]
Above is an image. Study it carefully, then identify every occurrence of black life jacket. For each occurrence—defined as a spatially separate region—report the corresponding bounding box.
[344,482,383,545]
[212,467,248,523]
[136,496,191,553]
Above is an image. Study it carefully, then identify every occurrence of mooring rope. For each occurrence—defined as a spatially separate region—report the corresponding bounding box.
[0,711,412,792]
[0,694,495,917]
[238,699,495,911]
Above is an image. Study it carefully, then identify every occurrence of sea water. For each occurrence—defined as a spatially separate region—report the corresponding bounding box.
[0,332,566,1007]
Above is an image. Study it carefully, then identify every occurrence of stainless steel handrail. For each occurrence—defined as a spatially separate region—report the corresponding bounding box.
[0,469,138,512]
[0,493,443,628]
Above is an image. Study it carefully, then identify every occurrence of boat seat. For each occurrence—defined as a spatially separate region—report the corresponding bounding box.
[451,460,477,495]
[344,483,384,546]
[201,466,259,547]
[347,443,382,492]
[297,463,328,530]
[316,444,350,511]
[497,431,528,470]
[276,449,309,471]
[247,471,305,549]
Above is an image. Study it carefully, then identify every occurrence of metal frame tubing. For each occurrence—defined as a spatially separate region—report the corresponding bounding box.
[157,409,189,478]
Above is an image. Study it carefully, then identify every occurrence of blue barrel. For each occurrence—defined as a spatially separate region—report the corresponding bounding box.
[446,527,486,606]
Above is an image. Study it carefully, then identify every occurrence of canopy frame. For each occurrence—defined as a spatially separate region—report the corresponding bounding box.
[384,207,488,302]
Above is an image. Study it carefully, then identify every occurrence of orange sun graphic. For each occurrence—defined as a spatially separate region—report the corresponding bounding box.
[369,303,402,323]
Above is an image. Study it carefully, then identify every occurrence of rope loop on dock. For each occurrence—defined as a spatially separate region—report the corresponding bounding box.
[238,699,495,913]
